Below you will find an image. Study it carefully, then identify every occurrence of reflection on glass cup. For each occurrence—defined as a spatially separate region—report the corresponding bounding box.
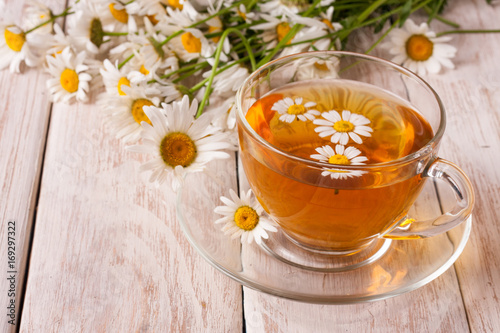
[236,51,474,254]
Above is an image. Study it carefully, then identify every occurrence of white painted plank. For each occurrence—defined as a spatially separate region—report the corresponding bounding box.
[0,1,66,332]
[19,99,243,329]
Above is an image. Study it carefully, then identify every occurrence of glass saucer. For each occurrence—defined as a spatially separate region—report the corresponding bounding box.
[176,163,472,304]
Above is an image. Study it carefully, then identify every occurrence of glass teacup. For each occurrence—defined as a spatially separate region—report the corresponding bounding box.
[236,51,474,255]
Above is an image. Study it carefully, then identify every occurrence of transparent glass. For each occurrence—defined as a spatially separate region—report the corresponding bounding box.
[176,51,474,303]
[236,51,474,253]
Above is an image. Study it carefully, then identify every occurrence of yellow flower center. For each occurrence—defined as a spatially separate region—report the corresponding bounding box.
[276,22,293,44]
[166,0,183,10]
[333,120,354,132]
[237,10,247,21]
[117,77,130,95]
[109,3,129,24]
[208,25,221,43]
[313,61,329,71]
[131,99,153,125]
[322,18,334,30]
[147,14,159,25]
[405,34,434,61]
[287,104,306,115]
[4,27,25,52]
[60,68,79,93]
[181,32,202,53]
[234,206,259,231]
[139,65,150,75]
[328,154,350,165]
[160,132,197,167]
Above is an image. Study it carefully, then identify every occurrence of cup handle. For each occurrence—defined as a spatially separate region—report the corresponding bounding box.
[383,158,475,239]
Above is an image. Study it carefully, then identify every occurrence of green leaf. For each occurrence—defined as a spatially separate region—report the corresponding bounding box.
[399,0,413,27]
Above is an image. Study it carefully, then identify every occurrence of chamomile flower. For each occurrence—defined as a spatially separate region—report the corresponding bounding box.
[23,0,53,34]
[214,189,277,245]
[100,59,131,96]
[98,83,166,143]
[127,95,233,191]
[45,47,92,103]
[251,10,322,50]
[0,24,40,72]
[125,0,165,16]
[314,110,373,145]
[311,145,368,180]
[295,55,339,81]
[382,19,457,76]
[232,4,257,24]
[271,97,320,123]
[67,1,110,54]
[99,1,138,33]
[169,28,214,62]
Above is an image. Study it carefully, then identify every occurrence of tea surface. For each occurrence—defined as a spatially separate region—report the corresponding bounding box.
[241,79,435,252]
[246,79,433,165]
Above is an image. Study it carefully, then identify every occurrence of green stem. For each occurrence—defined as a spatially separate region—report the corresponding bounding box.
[103,31,129,36]
[195,28,256,117]
[424,6,460,28]
[160,61,209,80]
[426,0,445,24]
[365,19,399,54]
[118,53,134,70]
[356,0,387,23]
[159,29,184,47]
[25,8,74,34]
[436,29,500,37]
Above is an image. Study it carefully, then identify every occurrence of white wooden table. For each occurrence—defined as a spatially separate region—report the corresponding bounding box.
[1,0,500,331]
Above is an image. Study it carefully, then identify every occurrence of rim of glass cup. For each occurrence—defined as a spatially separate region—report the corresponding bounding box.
[235,51,446,171]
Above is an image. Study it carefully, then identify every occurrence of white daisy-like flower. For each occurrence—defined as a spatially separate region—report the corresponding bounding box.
[45,47,92,103]
[214,189,277,245]
[271,97,320,123]
[23,0,53,34]
[67,1,110,54]
[100,58,132,96]
[126,95,233,191]
[0,24,40,72]
[125,0,164,16]
[311,145,368,180]
[251,9,323,51]
[99,0,138,33]
[31,23,73,57]
[169,28,214,63]
[231,4,257,24]
[313,110,373,144]
[295,55,340,81]
[382,19,457,76]
[98,83,165,143]
[164,0,200,26]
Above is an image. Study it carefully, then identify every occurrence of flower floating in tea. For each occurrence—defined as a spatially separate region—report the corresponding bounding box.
[311,144,368,179]
[214,189,277,245]
[127,95,233,191]
[271,97,320,123]
[382,19,457,76]
[314,110,373,145]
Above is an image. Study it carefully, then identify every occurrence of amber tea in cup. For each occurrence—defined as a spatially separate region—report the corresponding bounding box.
[236,52,474,254]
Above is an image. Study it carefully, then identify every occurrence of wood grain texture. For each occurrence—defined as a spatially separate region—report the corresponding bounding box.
[20,98,243,331]
[239,0,500,331]
[0,1,66,332]
[425,1,500,330]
